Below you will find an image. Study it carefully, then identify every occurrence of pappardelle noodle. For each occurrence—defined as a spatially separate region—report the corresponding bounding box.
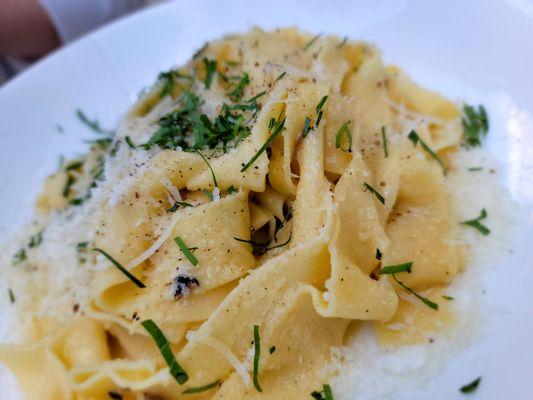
[1,28,488,399]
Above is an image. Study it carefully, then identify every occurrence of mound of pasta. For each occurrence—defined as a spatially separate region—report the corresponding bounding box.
[1,28,487,399]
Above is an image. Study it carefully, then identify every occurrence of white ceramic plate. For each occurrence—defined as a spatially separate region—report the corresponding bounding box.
[0,0,532,398]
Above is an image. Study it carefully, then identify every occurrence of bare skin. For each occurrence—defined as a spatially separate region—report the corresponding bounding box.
[0,0,60,59]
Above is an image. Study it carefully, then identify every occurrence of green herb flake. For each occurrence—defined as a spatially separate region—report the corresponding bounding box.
[379,262,413,275]
[193,42,209,59]
[167,201,193,213]
[202,189,214,201]
[393,274,439,310]
[275,71,287,81]
[158,70,176,98]
[303,33,322,51]
[227,72,250,102]
[381,126,388,157]
[182,380,220,394]
[335,121,352,152]
[363,182,385,205]
[302,116,312,138]
[460,209,490,235]
[65,161,83,171]
[8,289,15,303]
[63,174,75,198]
[241,115,285,172]
[323,384,334,400]
[460,377,482,393]
[76,109,114,136]
[93,248,146,288]
[174,236,199,266]
[124,136,136,148]
[253,325,263,392]
[408,130,446,173]
[269,346,276,354]
[28,231,43,248]
[141,319,189,384]
[315,95,328,127]
[337,36,348,49]
[56,124,64,133]
[311,384,334,400]
[227,185,237,194]
[442,295,455,301]
[195,151,218,187]
[462,104,488,148]
[468,167,482,172]
[375,248,382,261]
[12,249,27,265]
[247,91,266,104]
[203,58,217,89]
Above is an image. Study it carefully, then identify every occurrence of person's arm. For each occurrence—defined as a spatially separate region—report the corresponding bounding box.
[0,0,60,59]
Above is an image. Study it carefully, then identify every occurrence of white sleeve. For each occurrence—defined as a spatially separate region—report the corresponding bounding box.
[38,0,146,43]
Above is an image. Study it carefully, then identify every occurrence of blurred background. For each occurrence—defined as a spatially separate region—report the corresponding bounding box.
[0,0,165,85]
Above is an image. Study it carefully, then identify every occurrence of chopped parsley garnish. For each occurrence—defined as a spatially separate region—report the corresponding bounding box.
[363,182,385,205]
[8,289,15,303]
[393,274,438,310]
[65,160,83,171]
[269,346,276,354]
[192,42,208,59]
[141,319,189,384]
[202,188,214,201]
[56,124,64,133]
[460,209,490,235]
[227,72,250,102]
[379,262,412,275]
[302,117,312,138]
[408,130,446,173]
[303,33,322,51]
[182,380,220,394]
[124,136,136,148]
[76,109,114,136]
[77,242,89,264]
[12,249,27,265]
[28,231,43,248]
[174,236,199,266]
[203,58,217,89]
[462,104,488,148]
[141,91,251,152]
[337,36,348,49]
[247,91,266,104]
[275,71,287,81]
[381,126,388,157]
[468,167,483,172]
[195,151,218,187]
[442,295,454,301]
[315,95,328,127]
[323,384,334,400]
[253,325,263,392]
[227,185,237,194]
[375,248,382,261]
[460,376,481,393]
[233,232,292,256]
[378,261,438,309]
[241,115,285,172]
[63,174,75,198]
[158,69,193,98]
[335,121,352,152]
[93,248,146,288]
[167,201,193,213]
[311,384,334,400]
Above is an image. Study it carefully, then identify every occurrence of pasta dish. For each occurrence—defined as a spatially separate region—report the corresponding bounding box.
[0,28,491,399]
